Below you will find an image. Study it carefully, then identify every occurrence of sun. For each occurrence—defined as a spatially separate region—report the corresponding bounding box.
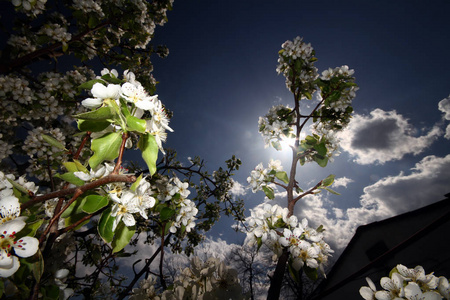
[279,135,297,150]
[279,132,307,151]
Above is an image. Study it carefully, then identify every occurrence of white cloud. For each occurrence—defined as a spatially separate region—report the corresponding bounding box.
[333,176,354,188]
[358,154,450,216]
[438,95,450,120]
[438,95,450,139]
[339,109,441,164]
[230,179,248,196]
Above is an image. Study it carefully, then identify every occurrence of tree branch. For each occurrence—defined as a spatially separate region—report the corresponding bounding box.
[21,174,136,210]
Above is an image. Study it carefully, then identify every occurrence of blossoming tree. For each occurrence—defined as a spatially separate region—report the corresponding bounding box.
[244,36,358,299]
[0,1,245,299]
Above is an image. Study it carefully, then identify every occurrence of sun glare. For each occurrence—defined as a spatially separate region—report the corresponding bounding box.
[280,135,297,150]
[280,132,306,151]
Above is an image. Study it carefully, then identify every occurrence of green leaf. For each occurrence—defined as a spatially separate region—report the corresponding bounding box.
[88,15,99,28]
[275,171,289,184]
[6,178,29,195]
[138,133,159,175]
[111,222,135,253]
[61,195,88,218]
[305,135,317,145]
[78,79,104,90]
[54,172,85,186]
[303,265,318,281]
[20,250,44,283]
[41,134,66,150]
[98,207,115,243]
[89,132,122,169]
[160,222,171,236]
[73,159,88,172]
[160,207,176,222]
[130,174,143,192]
[101,74,123,84]
[321,174,335,187]
[62,162,78,173]
[43,285,61,300]
[256,237,263,251]
[74,106,115,121]
[77,119,111,132]
[82,195,109,214]
[262,185,275,200]
[32,250,44,283]
[314,154,328,167]
[314,142,327,156]
[16,219,44,239]
[304,91,312,100]
[271,140,282,151]
[288,260,301,283]
[126,115,146,133]
[323,187,340,195]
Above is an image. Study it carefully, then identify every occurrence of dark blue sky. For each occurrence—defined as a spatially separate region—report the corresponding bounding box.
[150,0,450,249]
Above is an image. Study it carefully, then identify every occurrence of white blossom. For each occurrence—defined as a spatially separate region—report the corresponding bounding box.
[0,219,39,277]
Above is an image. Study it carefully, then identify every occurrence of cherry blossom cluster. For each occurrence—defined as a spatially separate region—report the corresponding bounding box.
[0,75,34,124]
[0,69,89,128]
[108,176,156,231]
[311,122,341,162]
[320,65,358,113]
[258,105,295,150]
[11,0,47,17]
[360,264,450,300]
[7,34,37,54]
[82,68,173,154]
[0,67,92,175]
[245,203,333,275]
[151,176,198,233]
[72,162,198,234]
[276,36,319,96]
[247,159,283,193]
[72,0,104,17]
[0,172,39,277]
[38,23,72,46]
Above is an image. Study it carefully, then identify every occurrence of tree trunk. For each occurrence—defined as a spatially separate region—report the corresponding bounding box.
[267,250,289,300]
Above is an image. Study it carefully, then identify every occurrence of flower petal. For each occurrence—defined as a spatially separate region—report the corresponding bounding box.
[359,286,375,300]
[81,98,102,108]
[13,236,39,258]
[122,213,136,227]
[0,196,21,223]
[0,219,26,234]
[74,171,91,181]
[0,256,20,278]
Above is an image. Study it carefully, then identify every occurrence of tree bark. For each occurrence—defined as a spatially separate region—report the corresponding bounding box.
[267,249,289,300]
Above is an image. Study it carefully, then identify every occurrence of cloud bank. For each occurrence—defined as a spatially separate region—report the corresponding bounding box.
[339,109,441,164]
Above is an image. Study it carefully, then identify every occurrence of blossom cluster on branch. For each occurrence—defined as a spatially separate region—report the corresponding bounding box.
[360,265,450,300]
[245,203,333,280]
